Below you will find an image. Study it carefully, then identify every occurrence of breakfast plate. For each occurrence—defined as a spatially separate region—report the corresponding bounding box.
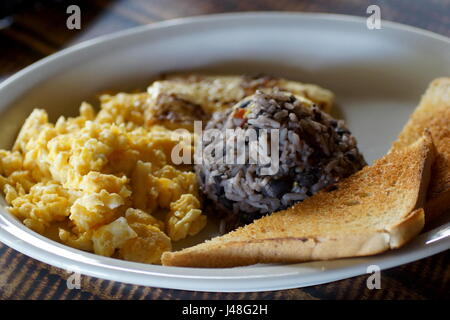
[0,12,449,292]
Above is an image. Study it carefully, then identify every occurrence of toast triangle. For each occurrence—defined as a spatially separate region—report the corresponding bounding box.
[391,77,450,222]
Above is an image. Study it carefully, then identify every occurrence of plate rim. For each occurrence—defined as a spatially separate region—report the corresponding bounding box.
[0,12,449,292]
[1,11,449,94]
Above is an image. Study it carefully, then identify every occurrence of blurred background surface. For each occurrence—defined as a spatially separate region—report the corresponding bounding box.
[1,0,450,82]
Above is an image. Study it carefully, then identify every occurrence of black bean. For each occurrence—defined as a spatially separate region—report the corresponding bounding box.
[325,184,338,192]
[262,178,292,198]
[239,100,251,108]
[313,109,322,121]
[219,196,233,210]
[345,152,355,161]
[336,127,350,135]
[198,170,205,184]
[297,173,317,186]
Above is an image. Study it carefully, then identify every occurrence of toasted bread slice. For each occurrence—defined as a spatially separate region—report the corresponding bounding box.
[391,78,450,222]
[162,135,435,267]
[148,74,334,115]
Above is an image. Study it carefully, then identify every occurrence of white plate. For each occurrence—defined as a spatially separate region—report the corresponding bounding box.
[0,12,449,292]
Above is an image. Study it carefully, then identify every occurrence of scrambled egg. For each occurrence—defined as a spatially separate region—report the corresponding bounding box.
[0,92,206,264]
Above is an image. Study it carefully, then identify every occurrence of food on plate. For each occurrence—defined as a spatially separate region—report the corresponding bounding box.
[0,94,206,264]
[148,74,335,118]
[390,77,450,222]
[162,134,435,267]
[196,90,366,229]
